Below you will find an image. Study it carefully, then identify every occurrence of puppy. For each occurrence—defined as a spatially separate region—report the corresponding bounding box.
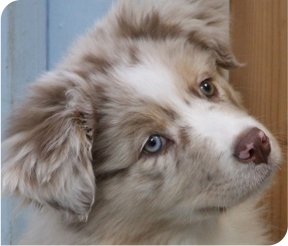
[2,0,282,244]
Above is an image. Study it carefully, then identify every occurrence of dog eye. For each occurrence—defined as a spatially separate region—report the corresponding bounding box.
[200,79,215,97]
[143,135,167,154]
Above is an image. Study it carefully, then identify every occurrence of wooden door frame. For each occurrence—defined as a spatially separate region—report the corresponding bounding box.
[230,0,287,243]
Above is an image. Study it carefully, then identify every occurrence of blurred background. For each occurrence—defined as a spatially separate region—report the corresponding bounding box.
[230,0,287,243]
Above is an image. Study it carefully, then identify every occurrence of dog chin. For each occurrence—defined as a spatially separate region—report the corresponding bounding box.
[204,165,274,213]
[247,158,277,186]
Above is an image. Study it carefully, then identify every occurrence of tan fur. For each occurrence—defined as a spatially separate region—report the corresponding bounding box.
[2,0,281,244]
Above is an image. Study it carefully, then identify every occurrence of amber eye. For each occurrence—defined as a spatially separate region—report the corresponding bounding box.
[200,79,215,97]
[143,135,167,154]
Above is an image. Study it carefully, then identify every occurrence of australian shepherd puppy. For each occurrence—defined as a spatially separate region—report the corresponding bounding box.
[2,0,282,244]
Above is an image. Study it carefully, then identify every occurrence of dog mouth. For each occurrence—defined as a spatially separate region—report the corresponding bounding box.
[196,167,273,214]
[198,207,227,214]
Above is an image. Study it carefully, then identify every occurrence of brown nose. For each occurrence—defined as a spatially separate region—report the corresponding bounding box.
[234,127,271,164]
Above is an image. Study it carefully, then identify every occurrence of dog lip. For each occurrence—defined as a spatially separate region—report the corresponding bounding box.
[198,207,227,213]
[233,154,271,165]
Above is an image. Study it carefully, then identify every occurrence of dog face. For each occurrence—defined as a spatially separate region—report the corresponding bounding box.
[2,0,282,225]
[89,41,281,224]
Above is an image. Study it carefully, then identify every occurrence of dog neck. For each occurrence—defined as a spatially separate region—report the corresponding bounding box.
[75,198,221,244]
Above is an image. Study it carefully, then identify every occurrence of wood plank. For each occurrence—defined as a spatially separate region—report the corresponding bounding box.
[1,6,12,245]
[1,1,47,244]
[230,0,287,243]
[47,0,115,69]
[1,0,47,119]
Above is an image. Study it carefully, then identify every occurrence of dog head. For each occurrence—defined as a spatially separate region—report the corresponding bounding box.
[2,0,282,224]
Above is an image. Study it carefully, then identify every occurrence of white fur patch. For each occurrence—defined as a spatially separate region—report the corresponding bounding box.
[116,62,179,104]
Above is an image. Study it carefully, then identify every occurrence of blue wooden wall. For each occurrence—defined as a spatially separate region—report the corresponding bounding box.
[1,0,115,244]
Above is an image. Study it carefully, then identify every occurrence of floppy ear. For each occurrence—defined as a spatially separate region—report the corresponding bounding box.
[2,72,96,222]
[110,0,240,69]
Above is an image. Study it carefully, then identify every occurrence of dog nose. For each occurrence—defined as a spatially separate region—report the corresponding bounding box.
[234,127,271,164]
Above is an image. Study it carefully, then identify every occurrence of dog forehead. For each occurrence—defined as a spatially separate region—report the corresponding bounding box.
[116,61,180,103]
[113,43,216,105]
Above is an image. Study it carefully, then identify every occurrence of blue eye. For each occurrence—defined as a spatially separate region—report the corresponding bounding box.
[143,135,166,154]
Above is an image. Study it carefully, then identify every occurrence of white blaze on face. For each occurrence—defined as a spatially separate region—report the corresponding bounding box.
[118,63,253,153]
[182,100,268,166]
[116,62,181,104]
[115,61,280,172]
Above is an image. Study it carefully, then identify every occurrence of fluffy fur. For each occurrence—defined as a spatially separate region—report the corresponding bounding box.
[2,0,282,244]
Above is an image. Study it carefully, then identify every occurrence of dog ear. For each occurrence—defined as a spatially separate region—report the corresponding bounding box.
[110,0,240,69]
[2,72,96,222]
